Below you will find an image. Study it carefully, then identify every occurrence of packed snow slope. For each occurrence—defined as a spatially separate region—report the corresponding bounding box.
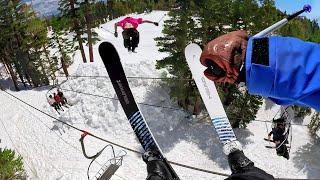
[1,11,320,180]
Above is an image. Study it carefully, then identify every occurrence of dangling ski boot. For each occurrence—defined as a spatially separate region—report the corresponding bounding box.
[142,149,173,180]
[228,150,254,174]
[276,145,290,160]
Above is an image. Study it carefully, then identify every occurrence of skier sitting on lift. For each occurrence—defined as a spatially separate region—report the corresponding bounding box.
[199,30,320,112]
[57,89,68,106]
[48,95,61,114]
[114,17,159,52]
[53,92,64,111]
[267,118,289,159]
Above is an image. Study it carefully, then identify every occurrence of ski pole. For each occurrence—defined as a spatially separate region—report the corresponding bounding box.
[204,5,312,80]
[253,4,312,38]
[157,13,167,23]
[217,5,312,154]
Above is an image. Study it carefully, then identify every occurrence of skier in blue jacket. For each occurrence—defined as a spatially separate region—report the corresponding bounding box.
[142,31,320,179]
[200,30,320,111]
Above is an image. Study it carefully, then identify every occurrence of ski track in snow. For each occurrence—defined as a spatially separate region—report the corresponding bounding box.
[1,11,320,180]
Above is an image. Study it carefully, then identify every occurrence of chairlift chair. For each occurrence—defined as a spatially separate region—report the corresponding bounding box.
[79,132,127,180]
[265,107,293,159]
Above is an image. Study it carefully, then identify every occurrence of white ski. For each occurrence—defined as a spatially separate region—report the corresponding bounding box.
[184,44,241,154]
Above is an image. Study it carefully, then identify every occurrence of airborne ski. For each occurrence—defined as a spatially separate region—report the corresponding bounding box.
[98,42,179,179]
[184,44,240,154]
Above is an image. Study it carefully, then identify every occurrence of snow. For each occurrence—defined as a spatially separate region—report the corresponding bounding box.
[1,11,320,179]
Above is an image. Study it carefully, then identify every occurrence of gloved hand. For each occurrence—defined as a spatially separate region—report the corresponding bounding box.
[114,31,118,37]
[200,30,248,84]
[154,22,159,26]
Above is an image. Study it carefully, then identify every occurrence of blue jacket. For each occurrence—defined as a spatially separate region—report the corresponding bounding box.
[245,36,320,111]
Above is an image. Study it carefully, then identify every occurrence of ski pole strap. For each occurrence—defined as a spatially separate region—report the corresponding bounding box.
[253,4,311,38]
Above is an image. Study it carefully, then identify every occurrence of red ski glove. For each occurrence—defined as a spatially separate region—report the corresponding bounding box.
[200,30,248,84]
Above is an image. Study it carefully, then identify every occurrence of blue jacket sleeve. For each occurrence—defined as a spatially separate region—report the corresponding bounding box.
[245,36,320,111]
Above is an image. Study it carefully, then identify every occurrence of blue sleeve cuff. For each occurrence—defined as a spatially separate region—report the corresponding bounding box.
[245,37,276,97]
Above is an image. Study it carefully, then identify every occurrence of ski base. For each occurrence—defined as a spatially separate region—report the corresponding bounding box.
[99,41,179,179]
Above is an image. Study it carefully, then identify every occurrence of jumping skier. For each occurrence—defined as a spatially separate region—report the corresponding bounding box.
[114,17,159,52]
[142,149,275,180]
[199,30,320,112]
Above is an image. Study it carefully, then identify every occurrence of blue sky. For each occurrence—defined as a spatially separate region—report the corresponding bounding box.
[275,0,320,22]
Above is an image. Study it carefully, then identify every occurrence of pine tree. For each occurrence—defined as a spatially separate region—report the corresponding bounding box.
[24,17,51,85]
[0,1,20,90]
[197,0,234,43]
[5,0,32,88]
[79,0,100,63]
[156,0,272,123]
[155,1,200,113]
[49,16,74,78]
[59,0,87,63]
[226,89,263,128]
[0,148,26,179]
[92,1,108,24]
[258,0,280,32]
[292,105,312,118]
[0,0,49,89]
[309,112,320,136]
[79,0,93,62]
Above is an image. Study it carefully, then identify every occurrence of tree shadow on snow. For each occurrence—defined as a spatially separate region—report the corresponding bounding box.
[0,77,53,92]
[292,137,320,179]
[233,128,254,147]
[292,116,304,125]
[140,85,254,170]
[0,77,32,91]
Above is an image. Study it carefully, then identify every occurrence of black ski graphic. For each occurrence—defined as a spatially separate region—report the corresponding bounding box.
[99,42,179,179]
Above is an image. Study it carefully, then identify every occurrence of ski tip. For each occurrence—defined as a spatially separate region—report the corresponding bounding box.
[98,41,115,53]
[98,42,120,64]
[185,43,201,50]
[185,43,202,55]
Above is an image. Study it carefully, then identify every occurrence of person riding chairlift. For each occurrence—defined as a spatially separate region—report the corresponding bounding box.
[268,118,289,159]
[57,89,68,106]
[48,95,61,114]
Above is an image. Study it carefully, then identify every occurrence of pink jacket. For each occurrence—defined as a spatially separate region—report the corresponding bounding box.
[116,17,143,29]
[48,98,55,105]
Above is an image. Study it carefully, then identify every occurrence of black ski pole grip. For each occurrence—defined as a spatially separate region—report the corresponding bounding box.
[287,4,312,20]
